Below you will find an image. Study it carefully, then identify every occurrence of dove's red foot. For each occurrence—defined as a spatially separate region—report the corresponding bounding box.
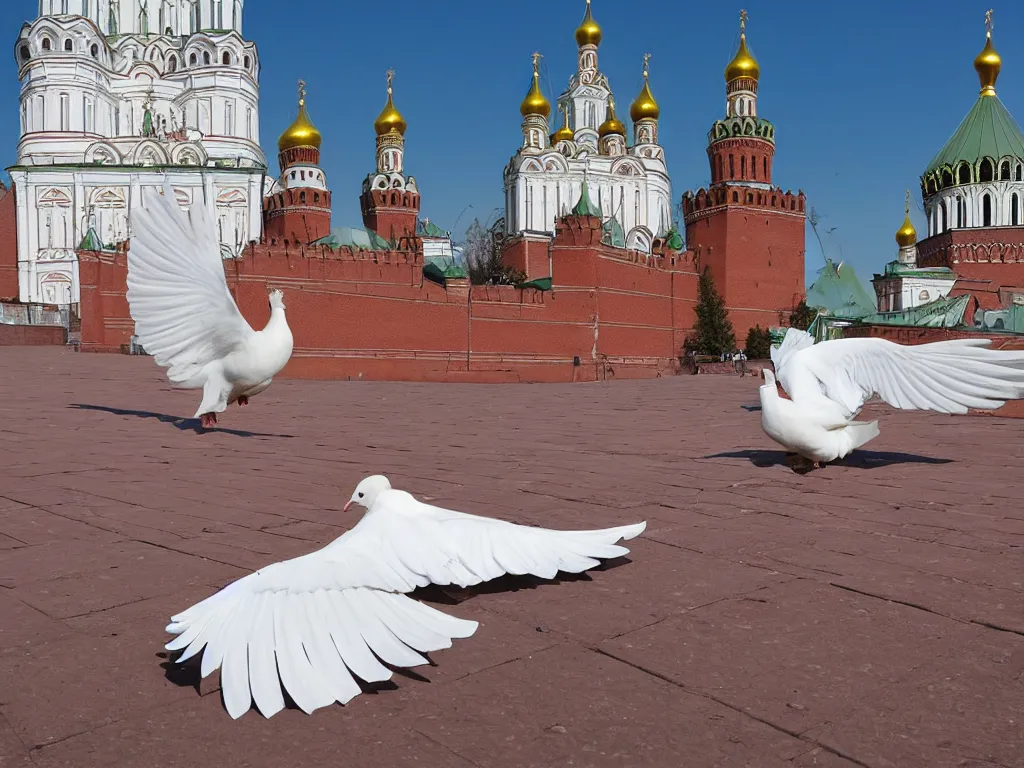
[237,396,249,407]
[200,413,218,428]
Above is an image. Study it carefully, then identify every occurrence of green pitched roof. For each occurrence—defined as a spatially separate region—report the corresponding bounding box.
[924,95,1024,175]
[601,217,625,248]
[417,219,447,238]
[77,227,112,252]
[806,259,876,320]
[571,182,600,217]
[311,227,390,250]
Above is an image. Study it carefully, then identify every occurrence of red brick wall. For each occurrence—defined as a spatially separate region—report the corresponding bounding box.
[359,188,420,243]
[262,187,332,243]
[0,323,65,346]
[0,185,18,301]
[77,225,700,383]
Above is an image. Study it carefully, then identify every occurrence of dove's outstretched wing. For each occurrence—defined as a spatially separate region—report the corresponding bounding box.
[785,336,1024,418]
[126,182,254,384]
[770,326,814,375]
[166,493,645,719]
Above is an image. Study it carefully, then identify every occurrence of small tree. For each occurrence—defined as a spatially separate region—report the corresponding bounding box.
[744,325,772,359]
[789,299,817,331]
[465,218,526,286]
[684,266,736,356]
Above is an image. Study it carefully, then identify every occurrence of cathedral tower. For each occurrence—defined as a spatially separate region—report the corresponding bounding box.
[682,9,806,338]
[360,70,420,243]
[262,80,331,243]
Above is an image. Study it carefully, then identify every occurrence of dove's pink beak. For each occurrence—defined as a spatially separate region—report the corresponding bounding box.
[343,500,353,513]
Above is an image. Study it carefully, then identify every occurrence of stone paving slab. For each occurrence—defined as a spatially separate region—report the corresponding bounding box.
[0,347,1022,767]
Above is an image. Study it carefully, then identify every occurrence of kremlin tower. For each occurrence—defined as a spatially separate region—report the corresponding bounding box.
[682,10,806,338]
[360,70,421,243]
[262,81,332,243]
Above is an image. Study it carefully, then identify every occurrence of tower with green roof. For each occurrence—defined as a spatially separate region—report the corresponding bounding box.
[919,10,1024,236]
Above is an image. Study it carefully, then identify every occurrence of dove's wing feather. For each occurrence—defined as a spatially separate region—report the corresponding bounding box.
[126,182,254,383]
[771,326,814,374]
[166,492,645,719]
[785,336,1024,417]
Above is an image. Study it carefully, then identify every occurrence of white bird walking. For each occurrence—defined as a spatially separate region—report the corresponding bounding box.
[126,181,293,428]
[760,327,1024,471]
[165,475,646,719]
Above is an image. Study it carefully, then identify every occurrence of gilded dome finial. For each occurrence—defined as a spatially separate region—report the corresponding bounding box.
[277,78,322,152]
[374,68,407,136]
[552,102,575,144]
[975,9,1001,96]
[630,52,660,122]
[575,0,603,48]
[896,189,917,248]
[725,8,760,83]
[598,97,626,138]
[520,52,551,118]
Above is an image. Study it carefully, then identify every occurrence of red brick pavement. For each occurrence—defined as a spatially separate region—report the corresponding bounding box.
[0,347,1022,768]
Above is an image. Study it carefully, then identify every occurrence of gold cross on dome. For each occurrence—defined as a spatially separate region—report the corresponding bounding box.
[985,9,993,34]
[905,189,911,213]
[740,9,748,33]
[531,51,543,73]
[297,79,306,105]
[643,52,651,77]
[386,69,395,94]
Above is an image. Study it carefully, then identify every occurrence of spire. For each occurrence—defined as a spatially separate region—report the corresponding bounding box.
[725,9,760,83]
[277,79,322,151]
[575,0,602,48]
[630,53,660,122]
[520,52,551,118]
[374,69,407,136]
[895,189,917,247]
[975,9,1001,96]
[573,166,601,217]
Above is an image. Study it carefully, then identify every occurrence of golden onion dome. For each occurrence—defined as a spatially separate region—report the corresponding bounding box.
[724,11,759,83]
[598,99,626,138]
[277,80,322,151]
[974,12,1001,96]
[520,55,551,118]
[895,191,917,247]
[551,105,575,143]
[630,56,660,122]
[575,0,602,48]
[374,69,407,136]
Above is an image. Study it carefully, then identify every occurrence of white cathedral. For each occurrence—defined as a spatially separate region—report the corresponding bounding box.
[503,0,672,253]
[9,0,266,305]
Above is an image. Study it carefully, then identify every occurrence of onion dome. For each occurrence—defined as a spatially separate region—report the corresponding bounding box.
[551,104,575,143]
[630,55,660,122]
[598,99,626,138]
[575,0,602,48]
[277,80,322,151]
[724,10,759,82]
[374,70,407,136]
[520,54,551,118]
[975,11,1001,96]
[895,192,917,247]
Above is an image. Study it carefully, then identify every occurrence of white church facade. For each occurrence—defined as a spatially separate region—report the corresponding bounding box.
[502,1,672,254]
[9,0,266,305]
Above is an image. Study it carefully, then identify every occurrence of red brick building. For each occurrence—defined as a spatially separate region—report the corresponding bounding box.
[682,12,806,339]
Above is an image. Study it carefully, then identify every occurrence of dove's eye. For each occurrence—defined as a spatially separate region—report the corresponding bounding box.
[358,492,364,499]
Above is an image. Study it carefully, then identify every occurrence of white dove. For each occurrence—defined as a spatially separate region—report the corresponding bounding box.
[759,327,1024,470]
[126,181,293,428]
[165,475,646,719]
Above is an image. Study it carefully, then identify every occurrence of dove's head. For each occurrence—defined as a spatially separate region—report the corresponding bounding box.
[344,475,392,513]
[760,367,777,388]
[268,288,286,311]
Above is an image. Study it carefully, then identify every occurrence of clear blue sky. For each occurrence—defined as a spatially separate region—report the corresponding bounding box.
[1,0,1021,287]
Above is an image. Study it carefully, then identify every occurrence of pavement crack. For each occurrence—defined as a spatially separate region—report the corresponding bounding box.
[828,582,965,624]
[968,619,1024,637]
[587,646,874,768]
[410,728,483,766]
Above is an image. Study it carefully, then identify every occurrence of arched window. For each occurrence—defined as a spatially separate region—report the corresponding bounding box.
[763,157,767,179]
[740,155,746,179]
[940,200,948,232]
[314,192,320,204]
[41,38,51,51]
[203,51,211,65]
[957,164,971,184]
[1013,193,1020,227]
[732,191,738,203]
[90,43,98,58]
[956,196,965,228]
[243,55,251,69]
[190,53,197,65]
[751,154,757,180]
[168,55,177,72]
[941,169,953,187]
[983,193,992,226]
[728,154,735,179]
[63,39,72,52]
[19,45,30,62]
[1017,165,1023,182]
[300,191,306,203]
[980,158,994,182]
[716,155,723,182]
[1001,161,1012,180]
[222,51,230,65]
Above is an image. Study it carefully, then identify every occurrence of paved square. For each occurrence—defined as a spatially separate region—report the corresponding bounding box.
[1,347,1022,768]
